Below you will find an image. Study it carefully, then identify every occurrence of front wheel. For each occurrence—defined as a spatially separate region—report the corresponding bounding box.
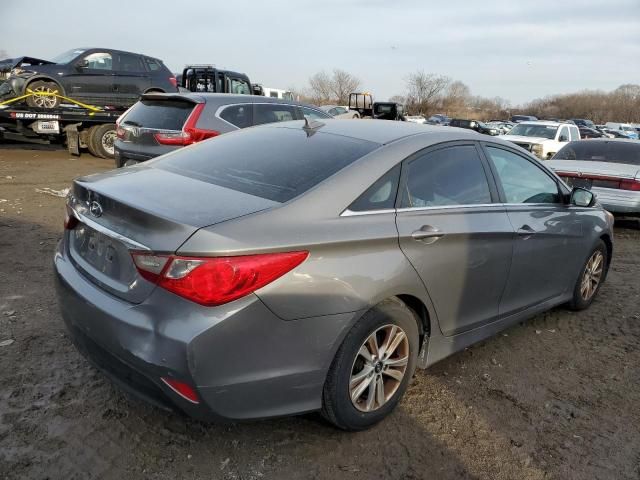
[321,298,419,431]
[569,240,608,310]
[89,124,117,159]
[25,80,61,109]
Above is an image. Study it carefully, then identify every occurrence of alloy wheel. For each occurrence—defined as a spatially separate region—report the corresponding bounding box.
[580,250,604,301]
[32,86,58,109]
[349,324,409,412]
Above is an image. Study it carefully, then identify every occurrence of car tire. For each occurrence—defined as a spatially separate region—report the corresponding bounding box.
[25,80,62,109]
[321,298,419,431]
[123,159,140,167]
[90,124,117,159]
[352,113,360,119]
[86,126,101,158]
[568,240,608,311]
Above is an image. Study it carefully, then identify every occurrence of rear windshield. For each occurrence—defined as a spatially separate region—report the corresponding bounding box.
[122,100,194,130]
[153,126,378,203]
[553,141,640,165]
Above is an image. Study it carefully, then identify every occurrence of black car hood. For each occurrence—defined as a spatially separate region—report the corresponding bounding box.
[0,56,54,73]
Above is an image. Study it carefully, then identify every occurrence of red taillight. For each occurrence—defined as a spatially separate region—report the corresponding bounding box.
[161,377,200,404]
[169,76,177,88]
[116,126,126,139]
[131,251,308,306]
[153,103,219,146]
[620,179,640,191]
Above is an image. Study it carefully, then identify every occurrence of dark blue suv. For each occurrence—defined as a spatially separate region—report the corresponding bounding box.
[0,48,177,109]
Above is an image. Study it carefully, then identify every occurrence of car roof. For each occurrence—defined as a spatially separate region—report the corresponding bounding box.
[569,138,639,145]
[141,92,323,109]
[518,121,567,127]
[259,119,482,145]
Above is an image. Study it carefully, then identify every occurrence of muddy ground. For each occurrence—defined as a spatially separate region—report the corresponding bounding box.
[0,146,639,480]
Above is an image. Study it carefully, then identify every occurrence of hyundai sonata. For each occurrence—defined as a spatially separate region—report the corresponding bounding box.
[55,120,613,430]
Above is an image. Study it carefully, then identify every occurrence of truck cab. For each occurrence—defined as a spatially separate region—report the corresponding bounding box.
[179,66,252,95]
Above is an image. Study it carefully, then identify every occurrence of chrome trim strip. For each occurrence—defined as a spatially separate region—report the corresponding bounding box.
[71,209,151,251]
[396,203,499,213]
[340,208,395,217]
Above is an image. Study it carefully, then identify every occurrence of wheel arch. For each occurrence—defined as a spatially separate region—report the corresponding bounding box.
[143,87,165,94]
[24,76,65,96]
[600,233,613,271]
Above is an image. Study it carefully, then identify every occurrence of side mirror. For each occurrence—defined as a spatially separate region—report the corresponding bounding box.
[77,59,89,69]
[559,135,569,142]
[570,187,595,207]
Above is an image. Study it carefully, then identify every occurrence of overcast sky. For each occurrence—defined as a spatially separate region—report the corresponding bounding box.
[1,0,639,105]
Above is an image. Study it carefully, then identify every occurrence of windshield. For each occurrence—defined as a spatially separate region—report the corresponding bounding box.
[508,123,558,139]
[553,141,640,165]
[51,49,85,64]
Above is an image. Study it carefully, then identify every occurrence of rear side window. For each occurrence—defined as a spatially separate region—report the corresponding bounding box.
[144,57,162,71]
[219,104,253,129]
[553,141,640,165]
[401,145,492,208]
[228,78,251,95]
[154,127,378,203]
[118,53,145,73]
[254,104,298,125]
[349,165,400,212]
[301,106,332,120]
[569,127,580,141]
[122,100,194,130]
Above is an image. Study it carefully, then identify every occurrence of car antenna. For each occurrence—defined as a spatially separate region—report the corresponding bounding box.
[302,116,325,136]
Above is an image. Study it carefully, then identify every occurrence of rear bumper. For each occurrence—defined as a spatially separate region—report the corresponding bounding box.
[593,187,640,215]
[54,240,359,421]
[114,143,175,167]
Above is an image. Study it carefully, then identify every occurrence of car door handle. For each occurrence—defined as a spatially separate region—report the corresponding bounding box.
[411,225,445,244]
[517,224,536,238]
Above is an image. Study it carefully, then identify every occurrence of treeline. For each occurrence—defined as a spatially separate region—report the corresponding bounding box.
[517,84,640,124]
[300,69,640,123]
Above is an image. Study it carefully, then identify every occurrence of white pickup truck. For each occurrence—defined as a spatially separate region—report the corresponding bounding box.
[502,121,581,159]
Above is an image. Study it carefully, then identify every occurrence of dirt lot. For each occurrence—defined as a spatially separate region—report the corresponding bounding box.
[0,146,639,480]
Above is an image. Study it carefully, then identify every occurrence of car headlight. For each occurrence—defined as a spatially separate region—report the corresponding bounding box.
[532,144,543,156]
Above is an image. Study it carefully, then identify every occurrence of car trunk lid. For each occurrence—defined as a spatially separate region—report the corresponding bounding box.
[547,160,640,191]
[68,165,278,303]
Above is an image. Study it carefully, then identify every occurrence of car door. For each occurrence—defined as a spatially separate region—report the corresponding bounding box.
[395,142,514,336]
[482,144,584,316]
[113,52,150,105]
[63,51,115,105]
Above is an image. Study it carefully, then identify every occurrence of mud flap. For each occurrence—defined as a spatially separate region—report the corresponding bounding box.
[64,123,80,156]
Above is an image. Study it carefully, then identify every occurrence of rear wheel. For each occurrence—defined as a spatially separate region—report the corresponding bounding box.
[90,124,117,159]
[322,298,419,431]
[25,80,61,109]
[86,126,101,157]
[569,240,608,310]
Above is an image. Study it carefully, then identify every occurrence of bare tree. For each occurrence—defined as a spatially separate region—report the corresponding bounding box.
[389,95,406,105]
[308,71,333,105]
[330,69,361,105]
[405,71,450,115]
[441,80,471,116]
[307,69,361,106]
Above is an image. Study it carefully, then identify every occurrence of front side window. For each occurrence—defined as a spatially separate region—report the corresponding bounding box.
[558,126,570,142]
[335,106,347,115]
[219,104,253,129]
[349,165,400,212]
[486,147,560,204]
[401,145,492,208]
[83,52,112,70]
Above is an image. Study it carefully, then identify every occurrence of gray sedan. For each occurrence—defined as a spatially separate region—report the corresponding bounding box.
[319,105,360,119]
[55,120,613,431]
